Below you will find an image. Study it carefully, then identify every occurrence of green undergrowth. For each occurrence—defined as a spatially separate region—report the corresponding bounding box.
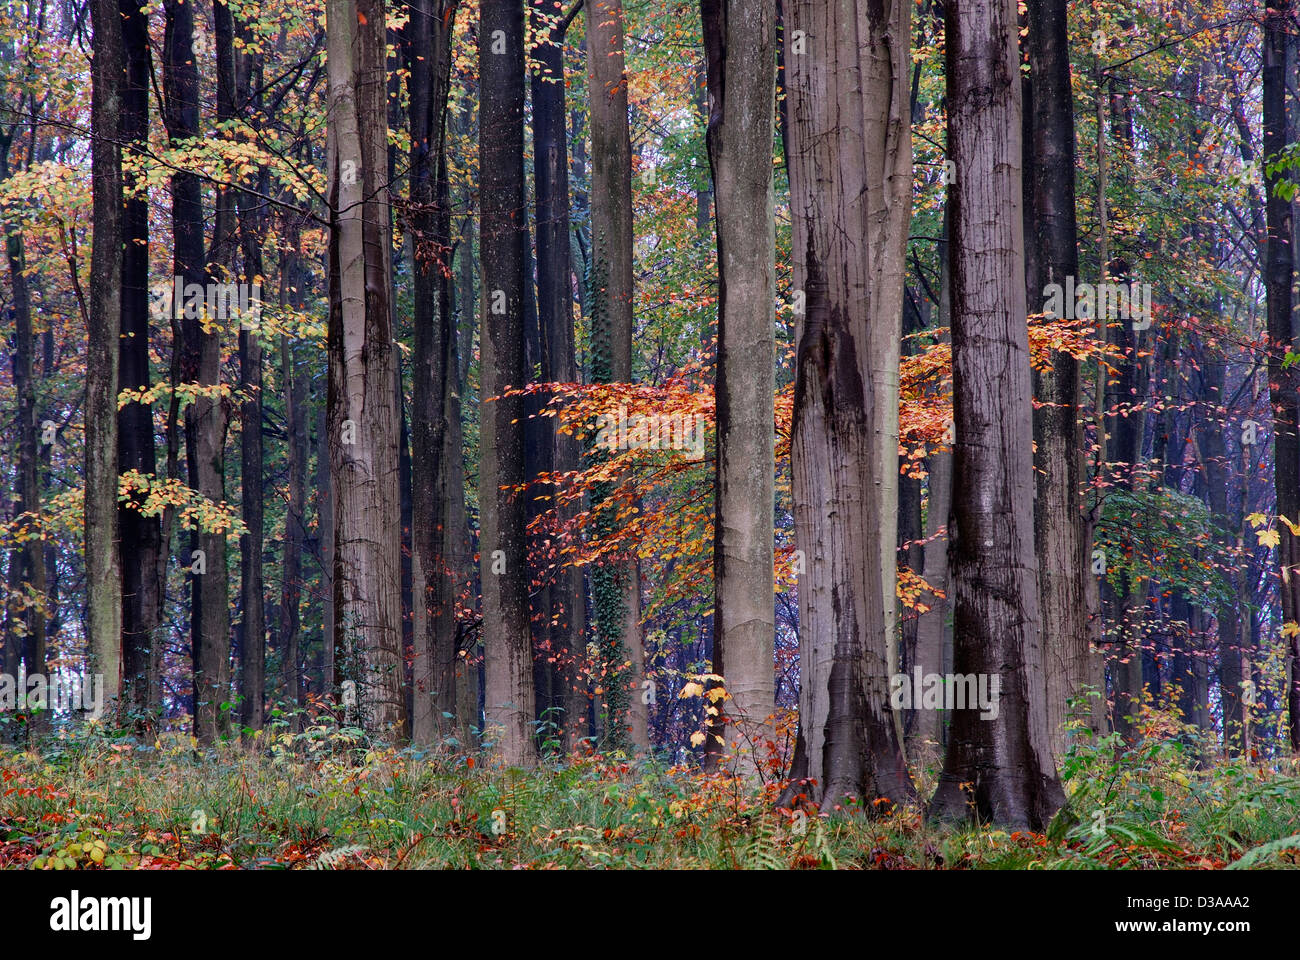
[2,710,1299,869]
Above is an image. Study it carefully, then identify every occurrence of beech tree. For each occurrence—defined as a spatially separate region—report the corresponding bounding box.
[1263,0,1300,752]
[701,0,776,775]
[87,0,124,715]
[929,0,1065,829]
[480,0,537,766]
[326,0,406,736]
[585,0,647,751]
[782,0,914,811]
[1023,0,1105,757]
[407,0,462,745]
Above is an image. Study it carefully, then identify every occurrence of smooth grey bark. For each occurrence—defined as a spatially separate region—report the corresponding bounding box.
[701,0,777,777]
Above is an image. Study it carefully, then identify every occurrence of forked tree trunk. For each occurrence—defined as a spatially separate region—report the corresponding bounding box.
[701,0,776,778]
[326,0,407,737]
[781,0,915,813]
[929,0,1064,829]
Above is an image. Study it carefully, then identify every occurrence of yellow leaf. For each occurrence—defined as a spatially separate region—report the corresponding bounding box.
[1282,516,1300,537]
[1258,529,1281,549]
[1284,621,1300,639]
[689,731,706,747]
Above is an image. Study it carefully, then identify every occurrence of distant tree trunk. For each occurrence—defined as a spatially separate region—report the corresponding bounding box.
[530,0,587,751]
[116,0,161,722]
[326,0,407,737]
[1198,344,1245,754]
[1024,0,1104,757]
[2,139,47,721]
[480,0,537,766]
[280,330,307,728]
[929,0,1064,829]
[910,210,951,755]
[585,0,647,751]
[780,0,915,812]
[88,0,125,716]
[316,396,335,697]
[407,0,461,745]
[701,0,776,777]
[1264,0,1300,752]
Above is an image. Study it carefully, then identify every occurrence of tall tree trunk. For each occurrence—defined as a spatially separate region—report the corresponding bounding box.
[929,0,1064,829]
[407,0,461,746]
[1024,0,1105,757]
[87,0,125,717]
[1264,0,1300,752]
[116,0,161,723]
[186,0,238,745]
[236,21,267,734]
[531,0,586,753]
[326,0,407,737]
[701,0,776,777]
[585,0,647,751]
[480,0,537,766]
[781,0,915,812]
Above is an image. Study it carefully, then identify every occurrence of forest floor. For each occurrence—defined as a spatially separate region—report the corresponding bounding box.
[2,710,1300,869]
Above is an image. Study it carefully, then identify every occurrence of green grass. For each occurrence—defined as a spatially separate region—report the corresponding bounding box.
[3,711,1300,869]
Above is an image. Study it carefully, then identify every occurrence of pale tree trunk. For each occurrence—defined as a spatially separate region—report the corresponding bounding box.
[585,0,647,752]
[88,0,124,716]
[929,0,1064,829]
[780,0,915,813]
[480,0,537,767]
[701,0,776,778]
[1024,0,1105,758]
[326,0,407,737]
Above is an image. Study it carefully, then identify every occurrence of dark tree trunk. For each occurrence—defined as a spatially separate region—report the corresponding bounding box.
[88,0,125,713]
[929,0,1065,830]
[236,22,267,734]
[117,0,162,723]
[407,0,463,744]
[479,0,537,765]
[1264,0,1300,752]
